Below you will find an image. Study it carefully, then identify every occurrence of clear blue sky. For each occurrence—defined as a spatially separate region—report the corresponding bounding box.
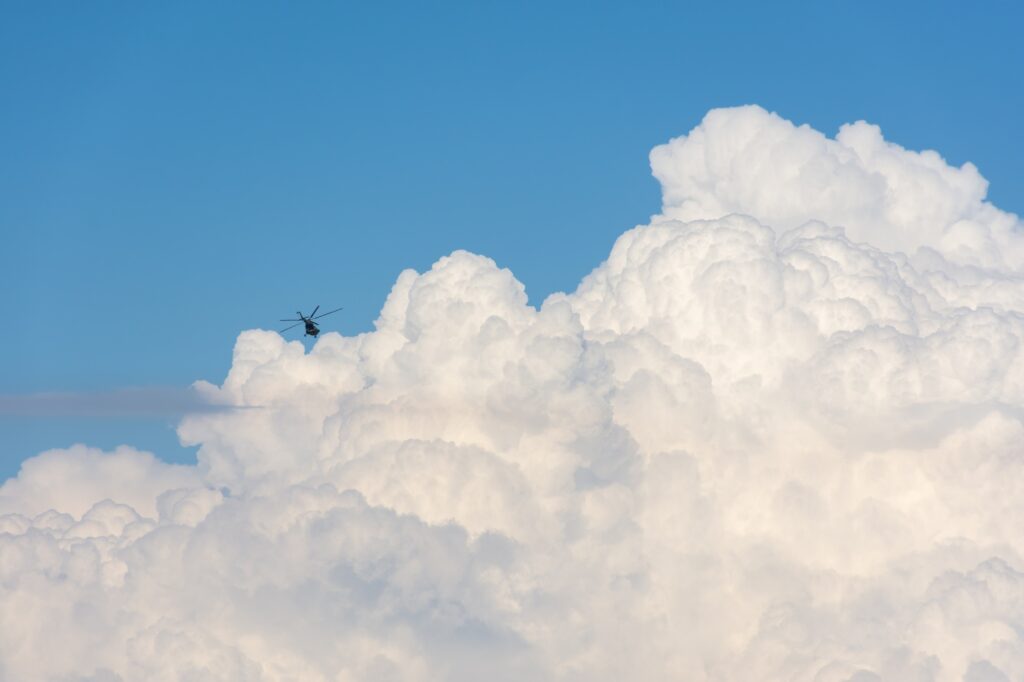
[2,1,1022,477]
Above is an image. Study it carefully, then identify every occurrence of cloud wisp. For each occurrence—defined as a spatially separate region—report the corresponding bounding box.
[0,385,245,418]
[2,106,1024,681]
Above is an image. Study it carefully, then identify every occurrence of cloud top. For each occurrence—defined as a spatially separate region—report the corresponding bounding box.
[651,105,1024,269]
[3,106,1024,681]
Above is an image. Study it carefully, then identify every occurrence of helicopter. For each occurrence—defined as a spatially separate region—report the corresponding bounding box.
[279,305,343,338]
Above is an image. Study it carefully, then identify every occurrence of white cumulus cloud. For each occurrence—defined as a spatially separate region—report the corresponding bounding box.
[3,105,1024,681]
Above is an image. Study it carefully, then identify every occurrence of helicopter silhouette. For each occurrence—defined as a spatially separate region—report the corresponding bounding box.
[279,305,343,337]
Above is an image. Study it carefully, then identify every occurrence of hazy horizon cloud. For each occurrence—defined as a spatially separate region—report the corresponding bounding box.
[0,386,243,418]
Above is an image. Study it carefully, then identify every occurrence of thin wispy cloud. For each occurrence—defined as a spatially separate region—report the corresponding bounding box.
[0,386,242,418]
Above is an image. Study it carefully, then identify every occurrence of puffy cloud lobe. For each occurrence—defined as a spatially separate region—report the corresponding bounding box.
[0,444,201,519]
[4,107,1024,680]
[650,105,1024,271]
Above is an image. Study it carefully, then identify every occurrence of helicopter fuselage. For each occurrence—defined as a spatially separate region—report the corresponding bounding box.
[304,321,320,336]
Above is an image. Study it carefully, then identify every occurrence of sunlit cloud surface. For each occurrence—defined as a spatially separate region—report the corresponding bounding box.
[3,106,1024,681]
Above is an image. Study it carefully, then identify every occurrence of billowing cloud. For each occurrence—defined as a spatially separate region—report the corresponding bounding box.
[3,105,1024,681]
[0,444,202,519]
[651,106,1024,271]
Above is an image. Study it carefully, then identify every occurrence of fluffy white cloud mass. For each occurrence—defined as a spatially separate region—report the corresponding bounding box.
[4,105,1024,681]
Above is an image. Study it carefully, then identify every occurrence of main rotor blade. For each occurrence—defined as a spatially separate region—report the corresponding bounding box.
[278,322,303,333]
[309,305,320,318]
[279,318,303,322]
[312,306,343,320]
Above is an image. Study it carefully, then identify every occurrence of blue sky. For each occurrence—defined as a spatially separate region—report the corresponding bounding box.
[2,1,1022,478]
